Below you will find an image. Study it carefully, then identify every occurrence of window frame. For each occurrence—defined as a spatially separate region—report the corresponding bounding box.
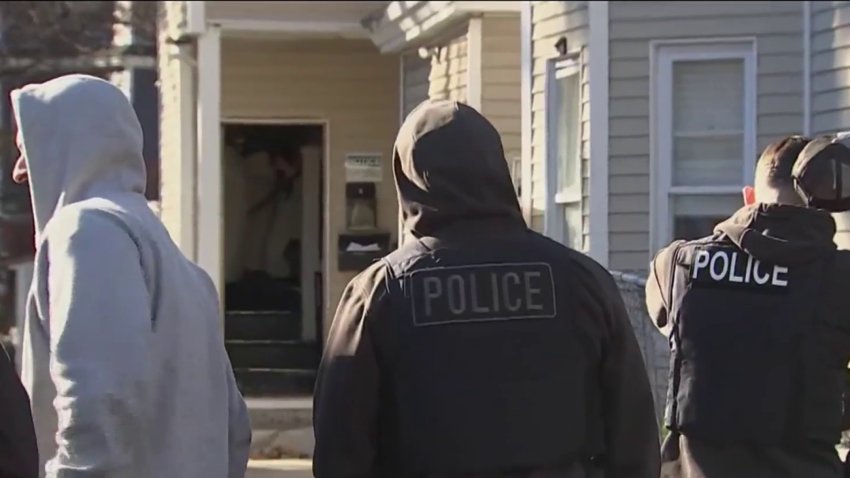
[509,155,522,199]
[650,40,757,253]
[544,52,584,250]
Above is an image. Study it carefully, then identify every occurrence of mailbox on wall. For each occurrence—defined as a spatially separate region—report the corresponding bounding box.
[346,182,377,231]
[338,182,390,271]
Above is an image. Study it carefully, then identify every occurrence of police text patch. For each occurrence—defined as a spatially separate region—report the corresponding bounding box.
[409,262,557,326]
[689,246,790,292]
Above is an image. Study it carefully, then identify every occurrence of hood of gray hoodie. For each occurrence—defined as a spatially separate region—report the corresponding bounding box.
[13,75,252,477]
[11,74,146,240]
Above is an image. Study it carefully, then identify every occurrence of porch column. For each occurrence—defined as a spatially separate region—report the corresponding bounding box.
[11,260,33,373]
[196,25,224,301]
[466,17,483,111]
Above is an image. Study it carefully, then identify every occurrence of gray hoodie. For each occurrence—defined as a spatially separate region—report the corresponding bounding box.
[14,74,251,478]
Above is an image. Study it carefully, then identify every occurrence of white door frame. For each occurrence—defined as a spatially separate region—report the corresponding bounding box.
[189,5,370,335]
[10,259,33,372]
[197,25,223,303]
[218,117,330,341]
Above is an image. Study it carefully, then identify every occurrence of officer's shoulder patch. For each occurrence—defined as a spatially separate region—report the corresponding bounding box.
[408,262,557,327]
[688,244,790,293]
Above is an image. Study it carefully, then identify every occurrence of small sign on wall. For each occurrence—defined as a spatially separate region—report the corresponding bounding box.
[345,153,383,183]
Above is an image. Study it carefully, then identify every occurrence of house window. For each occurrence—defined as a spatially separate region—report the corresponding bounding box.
[545,54,583,251]
[652,41,756,250]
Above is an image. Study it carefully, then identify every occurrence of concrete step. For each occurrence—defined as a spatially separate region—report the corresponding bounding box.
[226,340,319,370]
[226,311,302,342]
[236,368,316,397]
[248,396,313,432]
[247,397,314,463]
[246,459,312,478]
[251,428,314,460]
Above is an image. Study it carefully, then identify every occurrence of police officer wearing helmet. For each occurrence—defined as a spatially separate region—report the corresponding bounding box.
[313,99,661,478]
[647,134,850,478]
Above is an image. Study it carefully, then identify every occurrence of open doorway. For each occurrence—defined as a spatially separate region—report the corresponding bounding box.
[221,121,324,396]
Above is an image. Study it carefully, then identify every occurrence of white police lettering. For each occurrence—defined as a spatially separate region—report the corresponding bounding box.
[692,249,789,287]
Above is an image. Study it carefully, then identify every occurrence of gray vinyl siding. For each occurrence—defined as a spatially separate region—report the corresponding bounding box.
[401,27,469,120]
[481,14,522,170]
[811,1,850,135]
[608,0,804,271]
[811,1,850,248]
[402,54,431,119]
[529,1,589,238]
[427,27,469,103]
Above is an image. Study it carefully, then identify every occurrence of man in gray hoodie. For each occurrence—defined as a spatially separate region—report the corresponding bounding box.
[12,74,252,478]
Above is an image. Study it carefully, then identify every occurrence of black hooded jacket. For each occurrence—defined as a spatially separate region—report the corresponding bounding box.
[313,100,660,478]
[0,342,38,478]
[648,204,850,478]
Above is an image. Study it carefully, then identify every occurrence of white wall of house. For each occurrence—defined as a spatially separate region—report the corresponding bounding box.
[525,1,821,271]
[427,26,470,103]
[811,1,850,248]
[401,54,431,118]
[162,1,530,323]
[220,38,400,325]
[481,14,522,183]
[607,1,804,271]
[526,1,590,241]
[522,1,607,265]
[159,1,401,329]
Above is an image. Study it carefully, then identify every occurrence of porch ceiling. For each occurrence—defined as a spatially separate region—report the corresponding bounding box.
[207,1,390,23]
[361,1,521,54]
[208,1,391,39]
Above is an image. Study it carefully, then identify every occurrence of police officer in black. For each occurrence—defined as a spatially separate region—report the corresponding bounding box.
[0,341,38,478]
[647,134,850,478]
[313,99,661,478]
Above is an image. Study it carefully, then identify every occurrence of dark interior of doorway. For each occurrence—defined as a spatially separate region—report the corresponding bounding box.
[221,122,324,397]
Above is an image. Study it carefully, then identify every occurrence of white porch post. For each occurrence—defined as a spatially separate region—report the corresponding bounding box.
[196,25,224,303]
[466,17,483,111]
[176,44,197,261]
[519,1,533,225]
[11,261,33,373]
[397,55,406,248]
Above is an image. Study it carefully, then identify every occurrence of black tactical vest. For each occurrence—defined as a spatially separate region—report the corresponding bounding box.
[379,233,605,475]
[665,236,844,446]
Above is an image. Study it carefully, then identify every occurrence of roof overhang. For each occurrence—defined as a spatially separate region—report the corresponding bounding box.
[169,1,384,41]
[215,19,370,40]
[362,1,521,54]
[0,53,154,77]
